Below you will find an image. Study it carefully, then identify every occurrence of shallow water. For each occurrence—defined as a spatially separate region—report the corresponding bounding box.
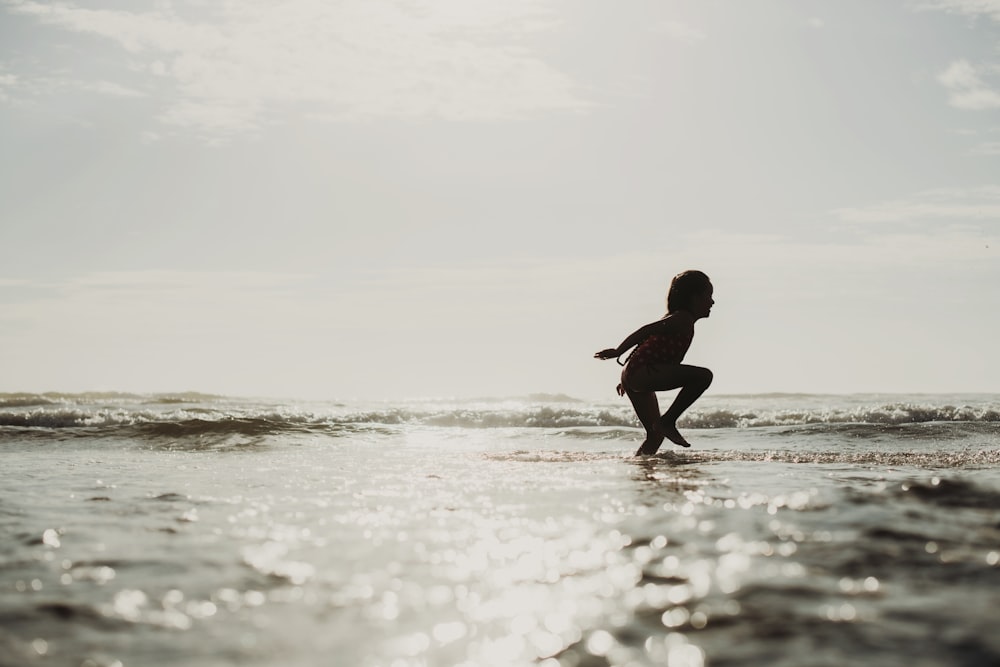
[2,393,999,666]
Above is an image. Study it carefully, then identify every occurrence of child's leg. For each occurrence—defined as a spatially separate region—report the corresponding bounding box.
[628,364,713,449]
[658,366,713,440]
[624,388,664,456]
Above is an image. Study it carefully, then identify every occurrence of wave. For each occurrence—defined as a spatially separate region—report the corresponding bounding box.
[684,404,1000,428]
[1,393,998,454]
[487,448,1000,469]
[0,410,356,433]
[0,394,59,408]
[370,400,1000,430]
[3,401,1000,433]
[675,448,1000,468]
[0,391,229,408]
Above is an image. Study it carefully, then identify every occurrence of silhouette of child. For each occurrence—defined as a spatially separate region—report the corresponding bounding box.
[595,270,714,455]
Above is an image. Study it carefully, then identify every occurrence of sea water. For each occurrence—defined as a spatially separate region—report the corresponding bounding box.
[1,392,999,667]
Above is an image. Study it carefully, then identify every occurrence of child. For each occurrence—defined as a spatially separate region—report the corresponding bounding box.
[594,270,715,455]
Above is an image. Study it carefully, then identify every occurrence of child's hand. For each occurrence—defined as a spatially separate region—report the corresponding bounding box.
[594,348,618,360]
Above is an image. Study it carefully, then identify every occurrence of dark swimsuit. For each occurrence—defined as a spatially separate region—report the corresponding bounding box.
[620,328,693,393]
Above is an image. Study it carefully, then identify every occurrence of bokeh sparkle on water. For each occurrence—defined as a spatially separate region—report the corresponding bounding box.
[2,393,999,666]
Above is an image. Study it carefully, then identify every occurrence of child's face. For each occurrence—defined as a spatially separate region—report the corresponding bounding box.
[692,284,715,319]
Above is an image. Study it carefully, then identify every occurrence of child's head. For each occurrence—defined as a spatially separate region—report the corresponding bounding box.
[667,270,713,314]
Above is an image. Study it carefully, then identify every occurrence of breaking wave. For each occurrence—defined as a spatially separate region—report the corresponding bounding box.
[1,393,998,448]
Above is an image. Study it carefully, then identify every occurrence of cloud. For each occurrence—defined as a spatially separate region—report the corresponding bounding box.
[938,60,1000,109]
[920,4,1000,109]
[0,278,28,287]
[3,0,589,133]
[66,270,307,290]
[833,186,1000,223]
[918,0,1000,22]
[0,270,320,336]
[0,62,144,106]
[649,20,706,44]
[940,60,983,89]
[683,228,994,271]
[971,141,1000,154]
[80,80,146,98]
[0,70,15,102]
[359,229,997,322]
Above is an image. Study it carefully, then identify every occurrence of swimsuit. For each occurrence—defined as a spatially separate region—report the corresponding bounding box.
[620,327,693,392]
[627,329,693,367]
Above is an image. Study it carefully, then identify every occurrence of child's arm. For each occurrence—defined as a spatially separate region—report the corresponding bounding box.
[594,313,693,361]
[594,321,661,360]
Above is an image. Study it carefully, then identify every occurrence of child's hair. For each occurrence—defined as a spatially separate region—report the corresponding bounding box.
[666,270,711,313]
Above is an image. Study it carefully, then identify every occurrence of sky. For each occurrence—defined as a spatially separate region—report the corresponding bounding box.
[1,0,999,401]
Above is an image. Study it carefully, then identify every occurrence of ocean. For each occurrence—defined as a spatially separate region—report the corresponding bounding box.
[2,391,999,667]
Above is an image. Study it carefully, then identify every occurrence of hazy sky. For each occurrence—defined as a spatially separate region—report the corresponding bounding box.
[2,0,999,400]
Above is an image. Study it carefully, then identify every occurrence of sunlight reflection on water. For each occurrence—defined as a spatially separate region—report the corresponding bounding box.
[5,421,1000,667]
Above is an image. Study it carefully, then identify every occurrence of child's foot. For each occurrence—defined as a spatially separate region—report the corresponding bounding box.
[657,419,691,448]
[634,431,665,456]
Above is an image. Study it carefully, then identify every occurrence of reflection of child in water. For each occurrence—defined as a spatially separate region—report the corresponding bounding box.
[594,270,715,456]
